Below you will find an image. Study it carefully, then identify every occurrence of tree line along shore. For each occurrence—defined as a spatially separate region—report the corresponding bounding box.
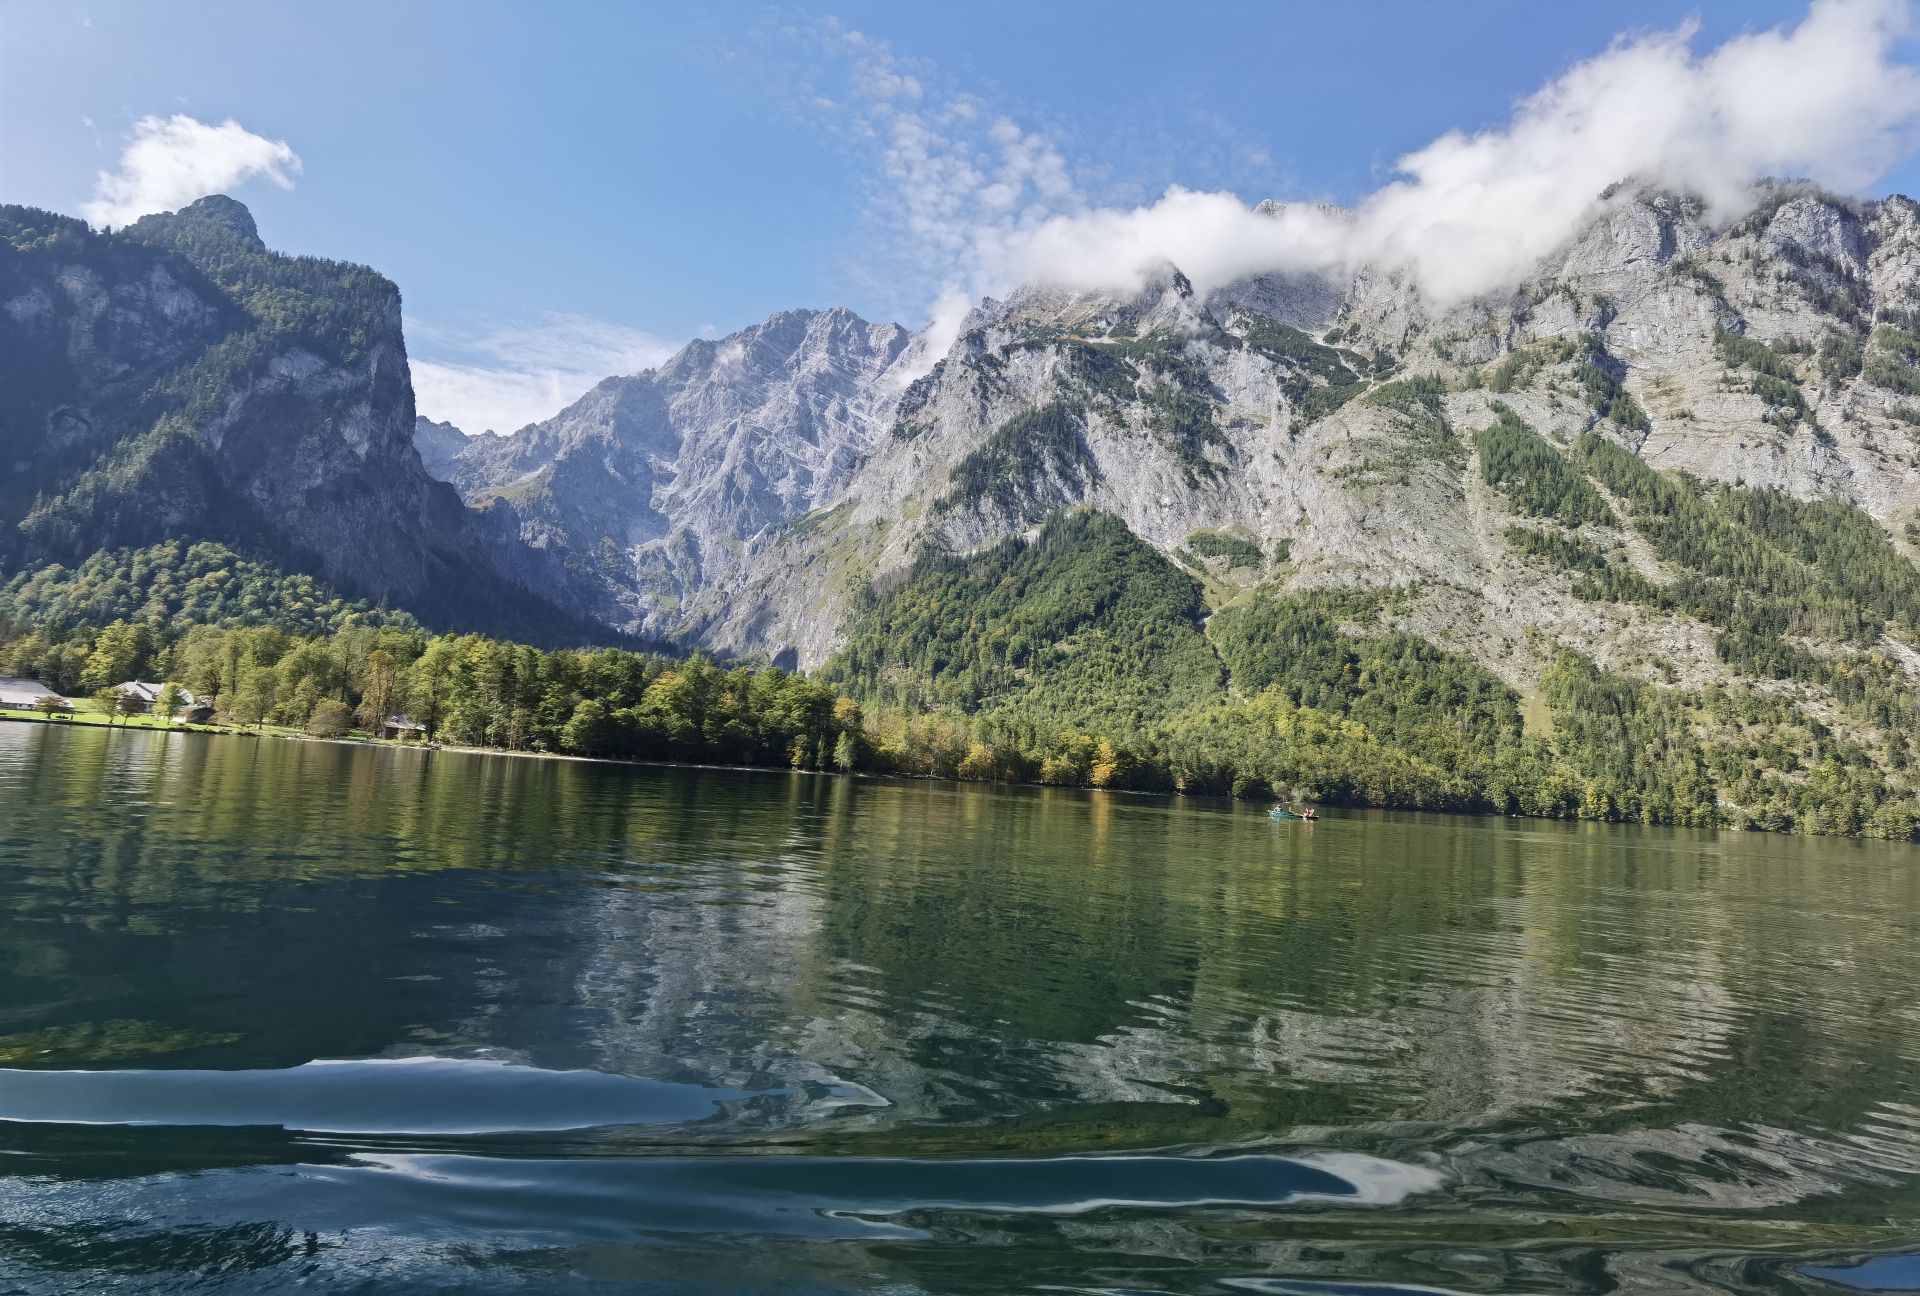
[5,604,1919,841]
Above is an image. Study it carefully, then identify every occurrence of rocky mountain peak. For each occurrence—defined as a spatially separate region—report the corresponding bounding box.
[661,306,909,391]
[413,417,471,481]
[177,194,261,240]
[1253,198,1355,225]
[433,303,916,633]
[983,261,1215,340]
[125,194,266,251]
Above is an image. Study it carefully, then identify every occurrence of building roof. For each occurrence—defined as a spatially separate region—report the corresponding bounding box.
[112,681,205,708]
[383,714,427,731]
[0,677,69,707]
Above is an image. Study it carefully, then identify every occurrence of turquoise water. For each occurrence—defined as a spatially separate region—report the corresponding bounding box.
[2,721,1919,1293]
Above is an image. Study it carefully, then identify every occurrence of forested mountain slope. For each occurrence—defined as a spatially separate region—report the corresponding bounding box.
[440,183,1920,833]
[10,183,1920,834]
[0,197,599,641]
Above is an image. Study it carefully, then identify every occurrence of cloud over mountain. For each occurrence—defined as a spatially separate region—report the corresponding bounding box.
[801,0,1920,328]
[408,312,679,436]
[83,114,301,229]
[995,0,1920,303]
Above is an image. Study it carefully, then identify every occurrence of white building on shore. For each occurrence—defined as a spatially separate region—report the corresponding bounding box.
[109,681,213,721]
[0,678,71,712]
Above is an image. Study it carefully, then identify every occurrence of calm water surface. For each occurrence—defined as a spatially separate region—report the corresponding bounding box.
[3,723,1920,1293]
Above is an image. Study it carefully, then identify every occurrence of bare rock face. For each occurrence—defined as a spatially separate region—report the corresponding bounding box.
[438,186,1920,709]
[414,416,469,481]
[0,197,588,638]
[439,306,911,633]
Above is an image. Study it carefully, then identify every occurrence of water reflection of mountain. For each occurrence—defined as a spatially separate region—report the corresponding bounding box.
[523,758,1920,1199]
[6,722,1920,1226]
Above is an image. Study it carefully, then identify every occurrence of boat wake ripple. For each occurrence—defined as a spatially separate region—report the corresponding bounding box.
[0,1057,746,1134]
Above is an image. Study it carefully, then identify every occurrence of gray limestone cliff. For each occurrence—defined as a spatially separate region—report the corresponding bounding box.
[0,196,594,638]
[446,184,1920,702]
[435,306,911,633]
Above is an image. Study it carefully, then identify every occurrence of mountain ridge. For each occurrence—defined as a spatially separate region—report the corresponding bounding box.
[12,183,1920,832]
[430,304,913,633]
[424,183,1920,699]
[0,195,610,643]
[680,185,1920,669]
[411,179,1920,834]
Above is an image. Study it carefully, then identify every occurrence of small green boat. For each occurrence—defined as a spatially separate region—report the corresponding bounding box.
[1269,807,1316,822]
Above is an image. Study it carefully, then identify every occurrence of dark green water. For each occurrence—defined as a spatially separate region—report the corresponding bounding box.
[3,724,1920,1294]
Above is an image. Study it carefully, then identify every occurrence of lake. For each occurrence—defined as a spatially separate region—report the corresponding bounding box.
[2,722,1919,1294]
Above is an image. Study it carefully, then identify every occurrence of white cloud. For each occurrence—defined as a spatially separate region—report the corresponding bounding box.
[993,0,1920,304]
[408,312,679,435]
[782,19,1086,330]
[800,0,1920,336]
[888,286,974,388]
[409,359,580,439]
[83,114,301,228]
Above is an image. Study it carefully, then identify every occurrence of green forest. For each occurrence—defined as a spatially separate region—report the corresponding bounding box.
[11,488,1912,839]
[0,198,393,561]
[1,612,868,774]
[6,286,1920,842]
[1,199,587,646]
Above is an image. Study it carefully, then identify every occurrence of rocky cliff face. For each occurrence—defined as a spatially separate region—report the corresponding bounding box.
[0,197,593,639]
[435,306,911,634]
[413,416,469,481]
[449,185,1920,707]
[19,184,1915,705]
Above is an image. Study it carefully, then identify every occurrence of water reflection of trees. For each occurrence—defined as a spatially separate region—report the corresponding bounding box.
[784,788,1920,1156]
[8,722,1920,1180]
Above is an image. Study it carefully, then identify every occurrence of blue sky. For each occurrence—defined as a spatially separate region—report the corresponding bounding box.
[5,1,1918,431]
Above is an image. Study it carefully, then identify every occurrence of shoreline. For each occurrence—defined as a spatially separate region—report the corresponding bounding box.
[0,709,1228,807]
[7,710,1915,843]
[0,709,944,788]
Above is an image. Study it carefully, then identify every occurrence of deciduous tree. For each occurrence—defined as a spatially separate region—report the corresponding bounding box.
[155,683,185,725]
